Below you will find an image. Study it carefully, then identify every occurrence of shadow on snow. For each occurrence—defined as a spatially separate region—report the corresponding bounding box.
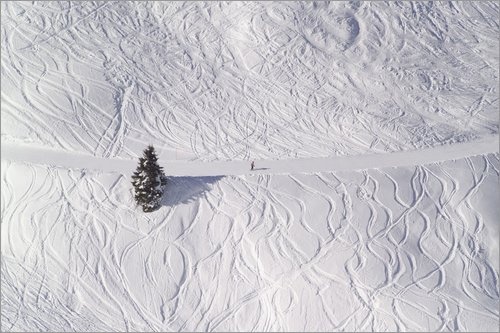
[160,176,224,207]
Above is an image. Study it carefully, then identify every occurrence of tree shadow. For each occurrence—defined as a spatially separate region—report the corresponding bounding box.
[160,176,224,207]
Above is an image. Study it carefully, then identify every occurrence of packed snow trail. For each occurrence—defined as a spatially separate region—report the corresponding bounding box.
[1,135,498,176]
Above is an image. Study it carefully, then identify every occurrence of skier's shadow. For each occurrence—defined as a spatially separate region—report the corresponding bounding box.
[161,176,224,207]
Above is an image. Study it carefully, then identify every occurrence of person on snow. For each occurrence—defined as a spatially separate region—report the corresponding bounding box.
[250,160,255,171]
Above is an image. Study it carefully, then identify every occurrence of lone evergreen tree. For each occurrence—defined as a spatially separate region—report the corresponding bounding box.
[131,145,168,212]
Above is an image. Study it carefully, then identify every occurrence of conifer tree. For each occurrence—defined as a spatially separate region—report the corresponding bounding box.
[131,145,167,212]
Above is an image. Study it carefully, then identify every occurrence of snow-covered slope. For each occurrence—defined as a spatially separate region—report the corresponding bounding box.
[2,1,498,160]
[1,1,499,332]
[2,154,499,331]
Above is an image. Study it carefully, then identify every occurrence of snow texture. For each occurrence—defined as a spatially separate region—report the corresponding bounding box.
[1,1,499,332]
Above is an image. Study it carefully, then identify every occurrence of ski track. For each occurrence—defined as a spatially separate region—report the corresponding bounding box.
[1,1,499,332]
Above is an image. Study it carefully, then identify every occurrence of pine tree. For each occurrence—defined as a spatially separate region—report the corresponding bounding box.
[131,145,168,212]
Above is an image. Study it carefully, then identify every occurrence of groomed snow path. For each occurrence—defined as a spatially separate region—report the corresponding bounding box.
[1,135,498,176]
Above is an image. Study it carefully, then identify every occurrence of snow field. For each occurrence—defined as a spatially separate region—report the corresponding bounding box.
[1,2,498,160]
[1,1,499,331]
[2,154,499,331]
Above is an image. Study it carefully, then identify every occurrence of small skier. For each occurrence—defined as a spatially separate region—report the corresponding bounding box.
[250,160,255,171]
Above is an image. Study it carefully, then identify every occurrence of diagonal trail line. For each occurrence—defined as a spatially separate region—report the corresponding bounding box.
[1,135,498,176]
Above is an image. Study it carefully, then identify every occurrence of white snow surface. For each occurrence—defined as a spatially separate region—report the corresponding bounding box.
[1,1,499,332]
[1,135,499,176]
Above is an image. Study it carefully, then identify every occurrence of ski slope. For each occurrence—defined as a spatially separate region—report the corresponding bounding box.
[1,2,498,160]
[1,1,499,332]
[2,152,499,332]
